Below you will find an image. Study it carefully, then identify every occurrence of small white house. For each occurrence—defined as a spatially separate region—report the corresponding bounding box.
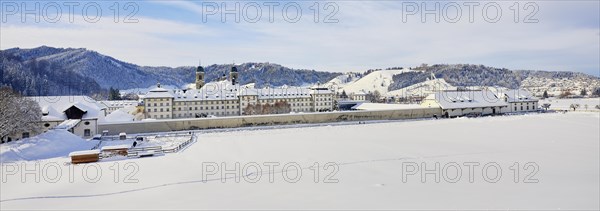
[349,91,368,102]
[499,89,539,112]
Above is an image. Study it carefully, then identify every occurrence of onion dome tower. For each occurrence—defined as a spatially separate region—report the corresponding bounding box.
[195,63,205,89]
[230,64,239,85]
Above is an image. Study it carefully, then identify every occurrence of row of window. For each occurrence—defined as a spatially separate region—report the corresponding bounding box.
[148,102,170,107]
[148,108,170,112]
[177,105,239,111]
[146,98,169,102]
[174,101,237,106]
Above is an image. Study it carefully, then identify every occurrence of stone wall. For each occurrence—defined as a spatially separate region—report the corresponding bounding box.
[99,108,442,135]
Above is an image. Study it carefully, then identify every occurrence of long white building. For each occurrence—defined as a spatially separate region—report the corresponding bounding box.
[421,89,539,117]
[142,65,335,119]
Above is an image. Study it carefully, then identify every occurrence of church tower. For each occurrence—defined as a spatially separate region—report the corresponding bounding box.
[230,64,239,85]
[195,65,205,89]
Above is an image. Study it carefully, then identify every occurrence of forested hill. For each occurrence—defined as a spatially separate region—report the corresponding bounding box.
[0,46,341,96]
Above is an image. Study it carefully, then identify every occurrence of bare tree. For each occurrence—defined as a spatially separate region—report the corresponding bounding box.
[243,104,255,115]
[367,90,382,103]
[0,87,42,142]
[541,103,551,111]
[569,103,580,111]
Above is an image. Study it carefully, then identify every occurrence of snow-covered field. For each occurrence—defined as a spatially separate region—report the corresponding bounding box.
[540,97,600,110]
[1,112,599,210]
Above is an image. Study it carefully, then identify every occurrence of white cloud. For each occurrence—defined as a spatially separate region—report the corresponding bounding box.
[1,1,598,76]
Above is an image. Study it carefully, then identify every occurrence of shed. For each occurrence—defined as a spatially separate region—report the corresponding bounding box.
[69,150,101,164]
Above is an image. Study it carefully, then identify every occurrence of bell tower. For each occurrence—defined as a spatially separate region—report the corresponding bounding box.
[195,63,205,89]
[230,64,239,85]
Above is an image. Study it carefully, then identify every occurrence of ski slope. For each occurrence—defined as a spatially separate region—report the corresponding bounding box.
[339,69,408,95]
[1,112,598,210]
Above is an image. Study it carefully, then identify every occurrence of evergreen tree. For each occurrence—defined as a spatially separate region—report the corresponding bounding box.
[108,87,122,100]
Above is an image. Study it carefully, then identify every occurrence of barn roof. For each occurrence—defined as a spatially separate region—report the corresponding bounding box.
[28,96,106,121]
[500,89,538,103]
[429,90,509,109]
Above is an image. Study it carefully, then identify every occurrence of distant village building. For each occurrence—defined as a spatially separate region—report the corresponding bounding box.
[349,91,368,102]
[143,65,336,119]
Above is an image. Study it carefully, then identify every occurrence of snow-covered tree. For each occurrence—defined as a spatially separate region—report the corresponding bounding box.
[0,87,42,141]
[580,88,587,96]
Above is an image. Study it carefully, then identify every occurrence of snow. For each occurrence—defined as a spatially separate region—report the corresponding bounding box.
[386,78,455,97]
[54,119,81,130]
[342,69,408,95]
[28,96,106,121]
[426,90,508,109]
[100,145,131,151]
[1,113,598,209]
[540,97,600,110]
[68,150,100,157]
[0,130,97,162]
[351,103,423,110]
[103,110,134,122]
[170,80,327,101]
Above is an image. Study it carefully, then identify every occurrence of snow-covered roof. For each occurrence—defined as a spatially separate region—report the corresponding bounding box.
[103,110,134,122]
[146,80,322,101]
[310,89,335,95]
[257,88,311,99]
[429,90,508,109]
[500,89,538,103]
[144,87,175,98]
[69,150,101,157]
[55,119,82,130]
[28,96,106,121]
[351,90,368,96]
[100,100,139,107]
[386,78,455,98]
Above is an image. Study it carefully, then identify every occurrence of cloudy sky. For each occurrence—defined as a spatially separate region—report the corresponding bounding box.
[1,1,599,76]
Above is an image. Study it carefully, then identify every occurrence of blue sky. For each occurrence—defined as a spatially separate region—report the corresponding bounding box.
[1,1,599,76]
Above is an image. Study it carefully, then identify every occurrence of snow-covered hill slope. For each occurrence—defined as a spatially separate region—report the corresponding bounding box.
[341,69,409,95]
[386,78,456,97]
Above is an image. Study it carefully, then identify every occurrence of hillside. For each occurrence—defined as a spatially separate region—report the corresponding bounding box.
[2,47,599,97]
[1,46,341,96]
[386,64,600,97]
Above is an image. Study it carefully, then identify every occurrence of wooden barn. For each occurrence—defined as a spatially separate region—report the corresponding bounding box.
[69,150,101,164]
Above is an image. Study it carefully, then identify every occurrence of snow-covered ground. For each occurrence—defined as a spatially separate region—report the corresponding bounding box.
[540,97,600,110]
[1,112,598,209]
[0,130,97,162]
[351,102,423,110]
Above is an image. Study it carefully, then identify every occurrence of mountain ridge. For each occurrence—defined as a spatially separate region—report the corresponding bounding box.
[2,46,599,97]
